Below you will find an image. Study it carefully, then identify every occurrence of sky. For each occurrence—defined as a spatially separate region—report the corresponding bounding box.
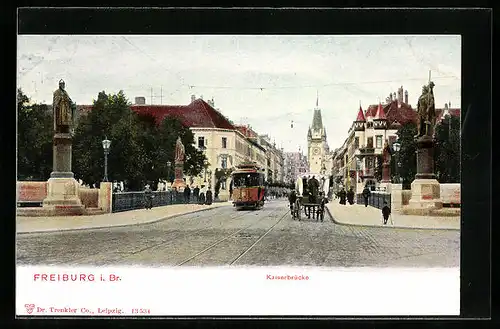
[17,35,461,153]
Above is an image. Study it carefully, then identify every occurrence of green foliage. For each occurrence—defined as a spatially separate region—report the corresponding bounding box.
[17,89,53,180]
[395,122,418,189]
[434,116,460,183]
[72,90,206,190]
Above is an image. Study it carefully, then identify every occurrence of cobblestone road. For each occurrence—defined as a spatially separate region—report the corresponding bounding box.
[16,201,460,267]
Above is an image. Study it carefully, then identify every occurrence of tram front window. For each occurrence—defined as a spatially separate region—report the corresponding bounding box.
[233,173,260,187]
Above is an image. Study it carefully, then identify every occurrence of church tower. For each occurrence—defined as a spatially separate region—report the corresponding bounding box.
[307,92,330,174]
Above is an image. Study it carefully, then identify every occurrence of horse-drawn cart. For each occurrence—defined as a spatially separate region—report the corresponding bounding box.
[290,173,330,222]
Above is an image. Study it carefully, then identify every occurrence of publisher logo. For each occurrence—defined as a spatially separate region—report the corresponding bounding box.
[25,304,35,314]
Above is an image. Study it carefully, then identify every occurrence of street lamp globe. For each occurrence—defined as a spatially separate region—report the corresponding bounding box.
[167,161,171,167]
[102,137,111,153]
[393,141,401,152]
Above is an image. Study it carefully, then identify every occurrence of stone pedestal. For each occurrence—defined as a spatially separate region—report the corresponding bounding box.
[49,133,75,178]
[381,162,391,183]
[390,183,403,211]
[42,132,84,215]
[408,179,443,209]
[171,161,186,191]
[415,135,436,180]
[403,135,443,214]
[42,177,84,215]
[98,182,113,213]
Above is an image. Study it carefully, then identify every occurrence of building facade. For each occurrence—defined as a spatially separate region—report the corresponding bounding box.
[284,151,309,185]
[331,86,460,193]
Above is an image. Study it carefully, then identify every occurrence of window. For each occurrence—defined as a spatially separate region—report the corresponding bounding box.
[221,156,227,169]
[222,137,227,149]
[376,135,383,148]
[354,137,359,149]
[367,137,373,148]
[198,136,205,149]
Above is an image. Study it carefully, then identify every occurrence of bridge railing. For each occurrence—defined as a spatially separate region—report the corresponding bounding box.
[112,191,224,213]
[356,191,391,210]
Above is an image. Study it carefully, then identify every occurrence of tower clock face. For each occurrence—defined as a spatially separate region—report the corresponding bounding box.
[313,147,320,155]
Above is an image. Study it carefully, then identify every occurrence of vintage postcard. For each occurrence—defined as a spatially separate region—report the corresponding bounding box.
[16,34,461,316]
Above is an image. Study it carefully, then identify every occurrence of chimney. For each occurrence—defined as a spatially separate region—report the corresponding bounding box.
[393,92,396,101]
[191,94,196,102]
[389,93,393,101]
[135,96,146,105]
[404,90,408,104]
[200,95,204,100]
[398,86,403,105]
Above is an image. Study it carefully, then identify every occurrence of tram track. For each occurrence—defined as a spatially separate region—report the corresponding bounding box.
[56,206,256,265]
[176,208,288,266]
[125,208,260,256]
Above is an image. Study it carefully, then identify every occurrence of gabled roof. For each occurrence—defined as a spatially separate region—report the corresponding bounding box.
[355,105,366,122]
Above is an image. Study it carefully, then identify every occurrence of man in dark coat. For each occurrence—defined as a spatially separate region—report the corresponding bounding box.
[193,186,200,203]
[184,185,191,203]
[347,187,355,205]
[308,175,320,204]
[362,185,371,207]
[144,184,153,209]
[288,190,297,211]
[338,187,347,205]
[205,186,213,205]
[382,201,391,225]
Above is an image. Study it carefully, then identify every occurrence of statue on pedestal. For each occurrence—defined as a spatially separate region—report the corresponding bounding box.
[382,139,392,164]
[53,79,74,134]
[175,137,185,163]
[415,81,436,139]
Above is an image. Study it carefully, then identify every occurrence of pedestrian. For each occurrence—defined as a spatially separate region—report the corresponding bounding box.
[347,187,355,205]
[205,186,213,205]
[362,185,371,207]
[198,185,206,205]
[338,187,347,205]
[144,184,153,210]
[193,185,200,203]
[229,180,233,200]
[288,189,297,211]
[184,185,191,204]
[382,201,391,225]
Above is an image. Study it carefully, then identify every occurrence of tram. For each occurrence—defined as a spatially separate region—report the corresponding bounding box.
[231,162,266,210]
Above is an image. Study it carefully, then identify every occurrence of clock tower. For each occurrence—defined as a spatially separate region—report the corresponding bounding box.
[307,94,330,174]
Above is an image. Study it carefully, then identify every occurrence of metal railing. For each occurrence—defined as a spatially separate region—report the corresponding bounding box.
[112,191,221,213]
[356,191,391,210]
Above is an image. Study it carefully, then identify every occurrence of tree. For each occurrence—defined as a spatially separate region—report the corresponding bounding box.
[73,91,147,189]
[395,122,418,189]
[17,89,53,181]
[434,115,460,183]
[73,90,207,191]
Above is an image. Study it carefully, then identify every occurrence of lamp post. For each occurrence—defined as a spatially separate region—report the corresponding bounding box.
[166,161,172,183]
[102,137,111,182]
[392,139,401,183]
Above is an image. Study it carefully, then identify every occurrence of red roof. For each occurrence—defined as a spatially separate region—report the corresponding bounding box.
[384,101,417,127]
[355,105,366,122]
[373,103,386,120]
[77,100,235,130]
[130,99,235,129]
[365,104,379,118]
[235,125,258,138]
